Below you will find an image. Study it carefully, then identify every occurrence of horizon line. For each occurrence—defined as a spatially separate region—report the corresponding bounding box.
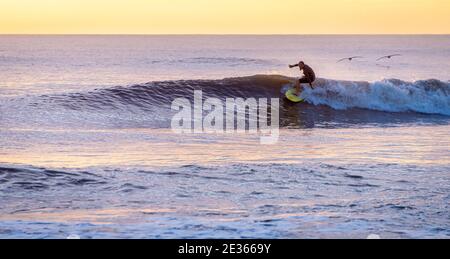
[0,33,449,36]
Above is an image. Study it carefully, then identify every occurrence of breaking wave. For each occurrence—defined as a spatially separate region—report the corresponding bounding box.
[1,75,449,130]
[45,75,449,116]
[302,78,450,116]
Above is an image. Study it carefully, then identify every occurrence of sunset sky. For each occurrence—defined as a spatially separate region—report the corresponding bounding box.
[0,0,449,34]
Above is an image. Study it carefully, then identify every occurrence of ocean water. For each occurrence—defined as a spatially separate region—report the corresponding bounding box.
[0,35,449,238]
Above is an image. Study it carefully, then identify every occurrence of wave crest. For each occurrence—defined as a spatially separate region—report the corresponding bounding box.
[302,78,450,115]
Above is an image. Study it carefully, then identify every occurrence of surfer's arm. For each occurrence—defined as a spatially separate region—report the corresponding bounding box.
[289,64,299,68]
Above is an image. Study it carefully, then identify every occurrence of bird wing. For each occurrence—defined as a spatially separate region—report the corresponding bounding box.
[378,54,401,60]
[337,56,363,62]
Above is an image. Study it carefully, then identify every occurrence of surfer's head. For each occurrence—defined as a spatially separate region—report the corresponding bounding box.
[299,61,305,69]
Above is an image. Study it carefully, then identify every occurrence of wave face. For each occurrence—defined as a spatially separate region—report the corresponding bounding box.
[48,75,450,115]
[43,75,289,111]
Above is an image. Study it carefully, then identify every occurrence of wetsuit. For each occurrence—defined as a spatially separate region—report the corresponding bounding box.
[299,64,316,87]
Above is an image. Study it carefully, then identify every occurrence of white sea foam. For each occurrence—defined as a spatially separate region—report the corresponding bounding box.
[303,78,450,115]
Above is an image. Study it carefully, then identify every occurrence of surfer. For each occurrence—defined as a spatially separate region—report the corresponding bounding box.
[289,61,316,95]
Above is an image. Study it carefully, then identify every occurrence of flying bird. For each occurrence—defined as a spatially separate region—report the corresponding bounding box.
[376,54,401,61]
[337,56,364,63]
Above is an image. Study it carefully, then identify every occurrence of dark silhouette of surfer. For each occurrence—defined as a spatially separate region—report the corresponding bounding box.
[289,61,316,95]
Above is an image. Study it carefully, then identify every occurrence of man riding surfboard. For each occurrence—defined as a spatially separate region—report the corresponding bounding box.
[289,61,316,95]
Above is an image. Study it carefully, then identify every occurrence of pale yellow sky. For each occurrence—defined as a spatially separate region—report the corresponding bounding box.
[0,0,449,34]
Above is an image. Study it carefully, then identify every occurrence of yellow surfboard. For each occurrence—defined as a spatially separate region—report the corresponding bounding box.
[285,88,304,103]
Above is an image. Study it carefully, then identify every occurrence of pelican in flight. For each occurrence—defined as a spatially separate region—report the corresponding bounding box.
[337,56,364,63]
[377,54,401,61]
